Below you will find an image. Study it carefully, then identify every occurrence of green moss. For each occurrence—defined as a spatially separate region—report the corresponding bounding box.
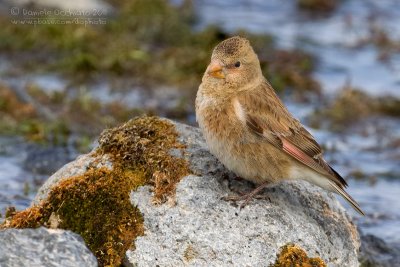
[98,116,190,203]
[2,116,190,266]
[47,168,145,266]
[271,244,327,267]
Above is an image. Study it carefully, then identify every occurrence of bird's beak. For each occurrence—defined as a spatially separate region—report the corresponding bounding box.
[207,60,225,79]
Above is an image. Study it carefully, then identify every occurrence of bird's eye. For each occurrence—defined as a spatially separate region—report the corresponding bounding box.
[234,61,241,68]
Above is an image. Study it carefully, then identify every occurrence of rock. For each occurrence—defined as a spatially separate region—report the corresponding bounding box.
[0,227,98,267]
[16,117,359,266]
[127,177,359,266]
[122,124,360,266]
[359,233,400,267]
[124,120,360,267]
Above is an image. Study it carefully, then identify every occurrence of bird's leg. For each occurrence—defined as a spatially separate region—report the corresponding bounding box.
[223,181,271,209]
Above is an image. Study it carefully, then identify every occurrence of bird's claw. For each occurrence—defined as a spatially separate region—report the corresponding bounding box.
[222,182,271,209]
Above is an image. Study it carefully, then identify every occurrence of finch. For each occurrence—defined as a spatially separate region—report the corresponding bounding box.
[195,36,364,215]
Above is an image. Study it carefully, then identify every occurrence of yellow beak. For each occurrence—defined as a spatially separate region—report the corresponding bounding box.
[207,61,225,79]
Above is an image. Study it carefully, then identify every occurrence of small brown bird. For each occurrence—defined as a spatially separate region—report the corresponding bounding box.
[195,36,364,215]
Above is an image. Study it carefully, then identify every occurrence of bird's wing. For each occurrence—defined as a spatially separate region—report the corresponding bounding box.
[237,81,348,189]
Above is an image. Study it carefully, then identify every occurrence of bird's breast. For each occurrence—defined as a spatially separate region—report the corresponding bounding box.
[196,93,255,177]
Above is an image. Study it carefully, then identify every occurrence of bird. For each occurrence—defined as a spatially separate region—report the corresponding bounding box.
[195,36,364,215]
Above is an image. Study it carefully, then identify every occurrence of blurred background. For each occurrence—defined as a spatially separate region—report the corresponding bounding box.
[0,0,399,263]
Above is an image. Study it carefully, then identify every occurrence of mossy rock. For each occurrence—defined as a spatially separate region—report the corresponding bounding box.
[1,116,360,266]
[1,116,190,266]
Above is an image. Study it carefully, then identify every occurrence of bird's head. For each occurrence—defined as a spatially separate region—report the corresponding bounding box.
[202,36,263,92]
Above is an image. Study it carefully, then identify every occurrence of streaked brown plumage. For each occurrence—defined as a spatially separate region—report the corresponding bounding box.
[196,36,364,215]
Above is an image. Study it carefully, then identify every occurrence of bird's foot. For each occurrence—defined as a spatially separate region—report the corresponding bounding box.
[222,182,270,209]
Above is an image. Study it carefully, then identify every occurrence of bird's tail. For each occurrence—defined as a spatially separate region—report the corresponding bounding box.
[328,180,365,216]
